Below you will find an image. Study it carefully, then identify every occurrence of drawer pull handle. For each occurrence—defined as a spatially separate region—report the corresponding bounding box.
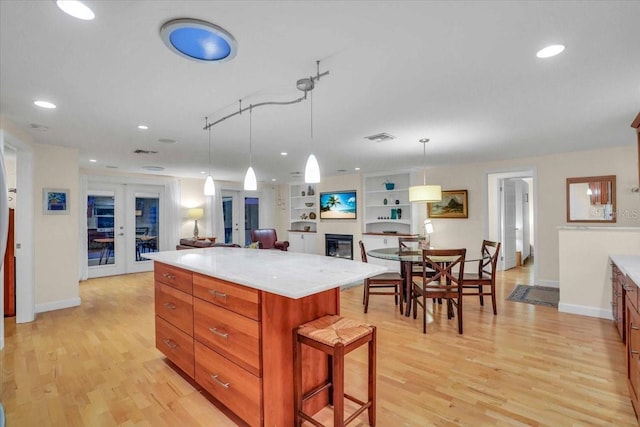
[163,302,177,310]
[211,374,230,389]
[632,324,640,331]
[163,339,177,349]
[209,327,229,339]
[632,350,640,356]
[208,290,228,300]
[163,273,176,280]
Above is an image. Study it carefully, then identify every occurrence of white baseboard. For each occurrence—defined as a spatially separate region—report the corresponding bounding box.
[35,297,81,314]
[537,279,559,288]
[558,302,613,320]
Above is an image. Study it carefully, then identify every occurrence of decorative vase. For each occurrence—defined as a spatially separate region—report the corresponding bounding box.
[397,208,402,219]
[395,199,399,205]
[384,183,395,190]
[383,198,388,205]
[301,191,305,196]
[309,212,316,220]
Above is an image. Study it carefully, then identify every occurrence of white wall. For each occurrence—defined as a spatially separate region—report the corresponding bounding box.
[34,144,80,312]
[559,227,640,318]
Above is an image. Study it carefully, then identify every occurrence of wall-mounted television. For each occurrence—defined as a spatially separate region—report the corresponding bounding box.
[319,190,357,220]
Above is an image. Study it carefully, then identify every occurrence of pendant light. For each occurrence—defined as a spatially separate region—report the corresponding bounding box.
[409,138,441,203]
[244,105,257,191]
[204,117,216,196]
[304,90,321,183]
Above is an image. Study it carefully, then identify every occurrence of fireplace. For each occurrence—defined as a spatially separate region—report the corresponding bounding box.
[325,234,353,260]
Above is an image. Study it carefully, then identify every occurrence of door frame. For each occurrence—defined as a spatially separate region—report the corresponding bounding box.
[485,167,538,284]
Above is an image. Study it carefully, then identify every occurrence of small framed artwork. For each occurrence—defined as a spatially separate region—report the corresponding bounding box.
[427,190,468,218]
[43,188,69,214]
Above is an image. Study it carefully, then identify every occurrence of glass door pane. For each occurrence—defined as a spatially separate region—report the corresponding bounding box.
[244,197,259,246]
[223,195,233,244]
[135,196,159,262]
[87,194,115,266]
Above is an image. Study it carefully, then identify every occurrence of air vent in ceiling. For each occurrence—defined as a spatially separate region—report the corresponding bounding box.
[142,165,164,171]
[364,132,395,142]
[134,149,158,154]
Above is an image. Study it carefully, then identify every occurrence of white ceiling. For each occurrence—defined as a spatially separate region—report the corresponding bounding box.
[1,1,639,184]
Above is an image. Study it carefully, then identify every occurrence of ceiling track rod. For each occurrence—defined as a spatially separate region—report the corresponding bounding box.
[203,64,329,131]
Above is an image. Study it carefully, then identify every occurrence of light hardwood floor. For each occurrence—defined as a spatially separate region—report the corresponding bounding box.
[1,262,637,426]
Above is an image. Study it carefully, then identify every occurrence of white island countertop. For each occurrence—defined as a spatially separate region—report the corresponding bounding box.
[144,247,387,299]
[610,255,640,286]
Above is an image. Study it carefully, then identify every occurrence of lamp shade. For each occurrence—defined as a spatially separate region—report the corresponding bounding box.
[304,153,320,183]
[188,208,204,220]
[244,166,257,191]
[204,175,215,196]
[409,184,442,203]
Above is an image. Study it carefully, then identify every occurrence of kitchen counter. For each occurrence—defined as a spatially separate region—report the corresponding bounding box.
[610,254,640,285]
[144,246,386,299]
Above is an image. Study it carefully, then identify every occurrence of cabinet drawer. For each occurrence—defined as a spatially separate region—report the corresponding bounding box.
[155,282,193,336]
[193,273,260,321]
[156,316,194,378]
[626,276,638,311]
[154,262,193,294]
[195,341,262,427]
[194,298,261,376]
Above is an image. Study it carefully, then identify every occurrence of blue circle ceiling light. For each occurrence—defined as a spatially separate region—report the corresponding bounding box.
[160,18,237,63]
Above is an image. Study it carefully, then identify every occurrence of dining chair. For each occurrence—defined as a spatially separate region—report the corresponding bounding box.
[412,248,466,334]
[398,236,430,276]
[461,240,501,315]
[358,240,404,314]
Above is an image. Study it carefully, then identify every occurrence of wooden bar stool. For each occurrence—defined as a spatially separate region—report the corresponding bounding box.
[293,315,376,427]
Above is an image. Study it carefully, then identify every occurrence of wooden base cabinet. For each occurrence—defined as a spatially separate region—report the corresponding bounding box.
[612,262,626,342]
[153,261,339,426]
[626,276,640,418]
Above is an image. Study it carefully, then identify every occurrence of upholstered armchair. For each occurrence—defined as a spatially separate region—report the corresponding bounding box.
[250,228,289,251]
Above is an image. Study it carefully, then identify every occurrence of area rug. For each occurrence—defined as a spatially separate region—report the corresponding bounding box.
[507,285,559,308]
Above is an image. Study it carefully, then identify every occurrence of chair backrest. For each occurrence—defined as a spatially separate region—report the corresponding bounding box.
[420,249,466,295]
[358,240,368,263]
[250,228,278,249]
[398,236,421,253]
[479,240,501,280]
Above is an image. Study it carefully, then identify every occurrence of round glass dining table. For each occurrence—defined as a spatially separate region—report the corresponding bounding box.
[366,247,475,317]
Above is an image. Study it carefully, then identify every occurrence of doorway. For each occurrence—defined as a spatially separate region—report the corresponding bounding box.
[221,190,260,246]
[87,183,163,278]
[487,170,537,279]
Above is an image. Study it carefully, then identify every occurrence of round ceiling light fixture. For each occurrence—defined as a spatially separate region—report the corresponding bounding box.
[536,44,565,59]
[160,18,237,63]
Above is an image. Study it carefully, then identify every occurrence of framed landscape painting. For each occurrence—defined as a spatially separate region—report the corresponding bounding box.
[427,190,468,218]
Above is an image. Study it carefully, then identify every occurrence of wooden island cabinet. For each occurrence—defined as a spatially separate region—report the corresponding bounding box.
[611,255,640,420]
[146,247,384,426]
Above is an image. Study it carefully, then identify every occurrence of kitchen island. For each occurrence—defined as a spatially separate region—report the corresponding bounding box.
[144,247,385,427]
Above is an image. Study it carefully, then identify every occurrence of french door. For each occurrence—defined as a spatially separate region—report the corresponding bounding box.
[221,190,260,246]
[87,183,163,278]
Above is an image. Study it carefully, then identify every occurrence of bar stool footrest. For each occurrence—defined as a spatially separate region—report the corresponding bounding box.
[302,381,332,403]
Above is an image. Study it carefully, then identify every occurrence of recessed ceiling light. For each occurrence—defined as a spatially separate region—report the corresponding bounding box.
[271,178,276,182]
[89,159,97,163]
[280,152,288,156]
[34,100,56,109]
[138,125,149,130]
[56,0,95,21]
[536,44,565,58]
[160,18,237,63]
[200,171,206,174]
[355,167,361,171]
[142,166,164,171]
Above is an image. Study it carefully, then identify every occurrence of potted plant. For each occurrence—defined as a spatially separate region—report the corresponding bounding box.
[383,179,395,190]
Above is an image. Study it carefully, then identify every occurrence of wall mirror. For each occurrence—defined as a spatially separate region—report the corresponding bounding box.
[566,175,616,223]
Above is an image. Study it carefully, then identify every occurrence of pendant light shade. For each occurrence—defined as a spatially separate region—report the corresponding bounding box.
[244,105,258,191]
[244,166,257,190]
[409,185,442,203]
[304,89,321,183]
[409,138,442,203]
[304,154,320,184]
[204,175,215,196]
[203,117,216,196]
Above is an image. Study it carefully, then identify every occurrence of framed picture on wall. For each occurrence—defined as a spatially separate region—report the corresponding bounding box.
[427,189,468,218]
[43,188,69,214]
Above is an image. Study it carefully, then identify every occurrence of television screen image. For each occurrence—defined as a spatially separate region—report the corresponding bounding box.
[319,190,357,219]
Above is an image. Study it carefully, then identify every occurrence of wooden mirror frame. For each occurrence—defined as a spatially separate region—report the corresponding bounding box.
[566,175,616,223]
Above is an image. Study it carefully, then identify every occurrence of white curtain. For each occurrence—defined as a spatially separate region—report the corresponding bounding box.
[163,178,181,250]
[206,181,225,243]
